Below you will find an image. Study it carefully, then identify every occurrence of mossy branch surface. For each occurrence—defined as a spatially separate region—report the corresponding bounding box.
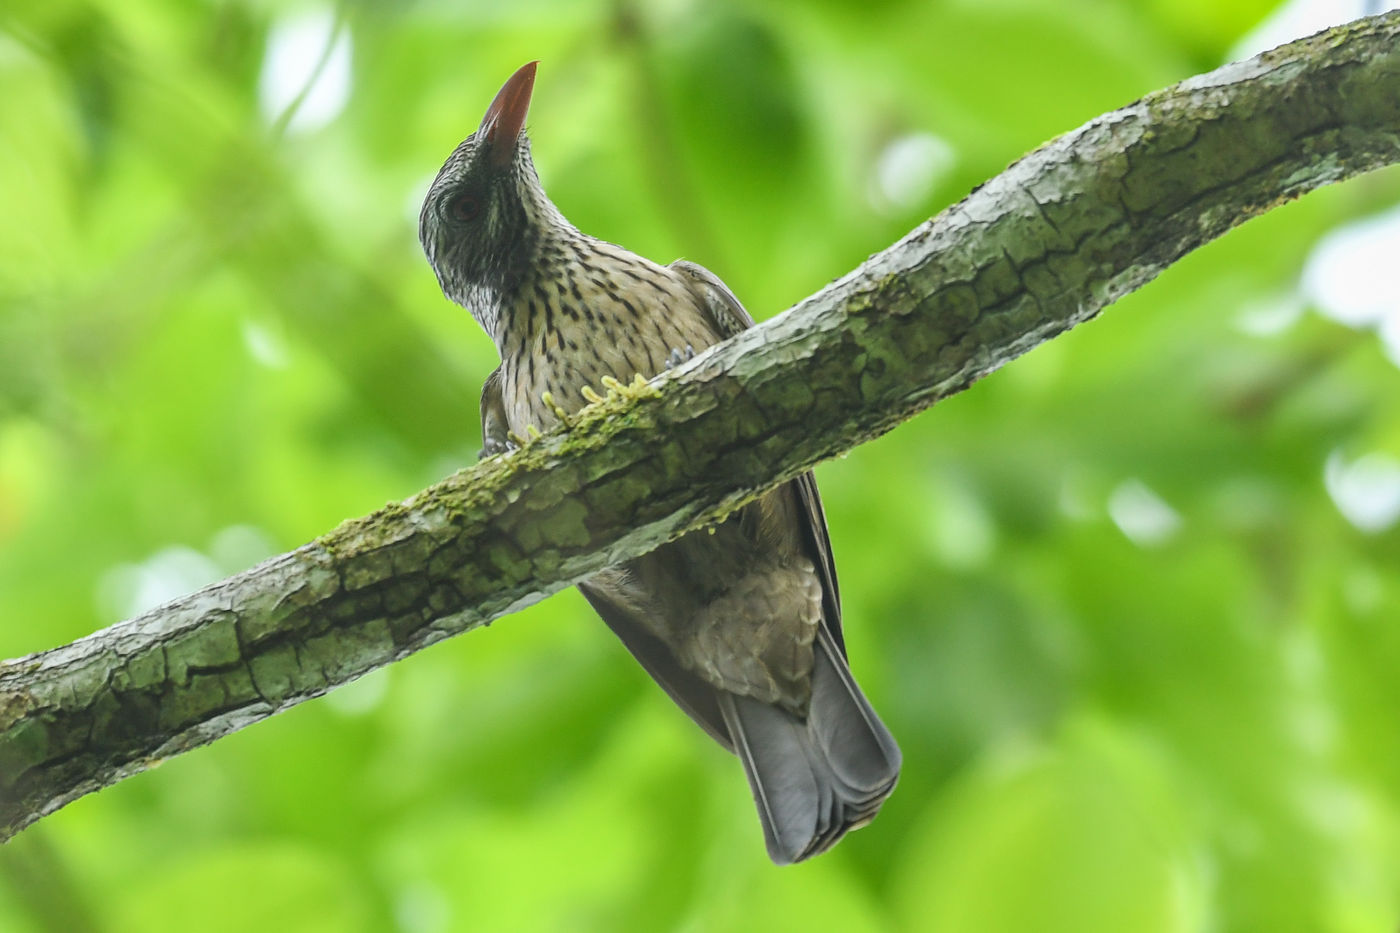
[4,13,1400,841]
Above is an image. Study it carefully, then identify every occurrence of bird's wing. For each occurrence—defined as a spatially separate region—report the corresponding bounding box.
[669,258,846,656]
[577,579,735,750]
[792,472,844,655]
[478,366,511,458]
[669,259,755,337]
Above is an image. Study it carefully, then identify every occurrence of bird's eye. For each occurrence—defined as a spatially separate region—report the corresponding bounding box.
[446,192,482,223]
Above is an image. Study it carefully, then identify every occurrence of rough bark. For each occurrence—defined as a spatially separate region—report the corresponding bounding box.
[3,13,1400,842]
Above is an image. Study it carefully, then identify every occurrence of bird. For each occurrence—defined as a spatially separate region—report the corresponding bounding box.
[418,61,900,864]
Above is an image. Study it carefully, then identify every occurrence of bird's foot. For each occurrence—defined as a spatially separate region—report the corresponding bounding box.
[478,435,519,460]
[498,425,541,452]
[664,345,696,371]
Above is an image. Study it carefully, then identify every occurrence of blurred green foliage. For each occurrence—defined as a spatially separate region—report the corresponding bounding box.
[3,1,1400,931]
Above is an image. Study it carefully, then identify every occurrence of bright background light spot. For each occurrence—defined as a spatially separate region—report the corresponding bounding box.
[241,317,290,368]
[259,7,352,134]
[98,546,222,620]
[95,525,276,620]
[1301,202,1400,367]
[395,881,451,933]
[1234,293,1304,337]
[925,479,996,569]
[1381,313,1400,369]
[1229,0,1400,61]
[1108,479,1181,547]
[209,524,276,570]
[870,132,956,215]
[325,667,391,716]
[1324,449,1400,533]
[1302,204,1400,328]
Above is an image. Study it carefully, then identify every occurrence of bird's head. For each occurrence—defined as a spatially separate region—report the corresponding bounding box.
[419,61,553,321]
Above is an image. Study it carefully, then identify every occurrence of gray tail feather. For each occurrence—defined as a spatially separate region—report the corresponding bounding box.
[718,628,901,864]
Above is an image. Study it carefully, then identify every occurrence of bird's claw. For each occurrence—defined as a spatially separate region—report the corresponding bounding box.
[665,345,696,371]
[479,435,519,460]
[495,427,539,452]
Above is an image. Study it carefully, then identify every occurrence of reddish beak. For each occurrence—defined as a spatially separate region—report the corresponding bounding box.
[478,61,538,168]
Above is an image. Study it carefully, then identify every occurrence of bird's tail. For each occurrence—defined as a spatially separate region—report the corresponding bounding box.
[718,627,901,864]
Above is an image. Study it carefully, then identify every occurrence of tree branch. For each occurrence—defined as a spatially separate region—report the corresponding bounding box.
[3,13,1399,842]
